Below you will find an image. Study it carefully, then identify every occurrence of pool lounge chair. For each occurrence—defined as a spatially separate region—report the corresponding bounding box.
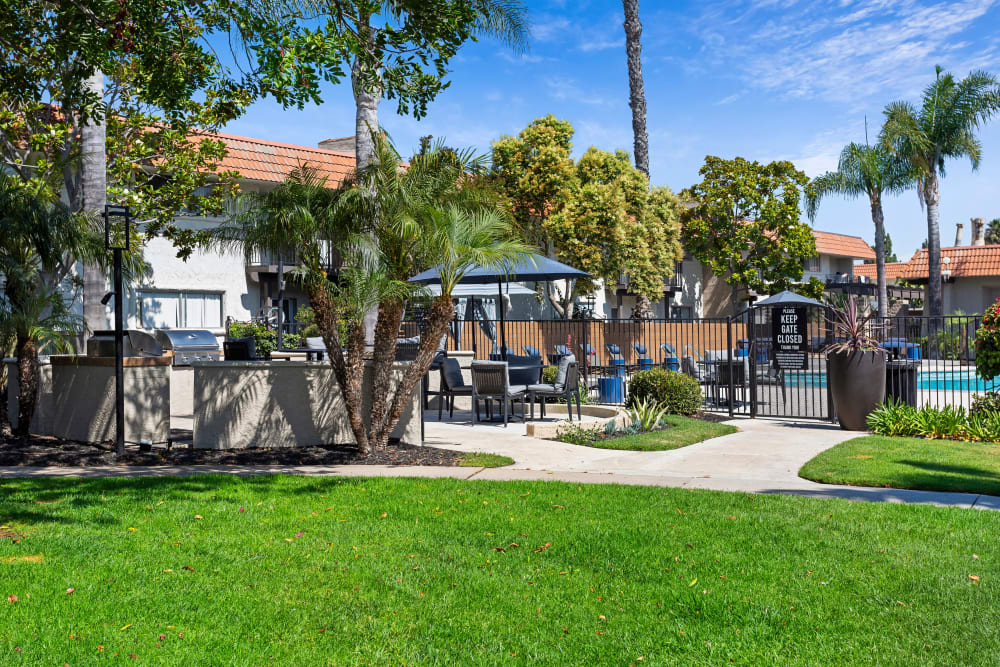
[633,344,654,369]
[660,343,680,371]
[605,344,626,373]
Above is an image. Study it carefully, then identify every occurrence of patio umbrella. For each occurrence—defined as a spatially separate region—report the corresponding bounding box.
[754,290,825,307]
[410,253,591,358]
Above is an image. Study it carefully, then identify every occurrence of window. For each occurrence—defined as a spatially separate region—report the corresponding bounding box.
[139,290,223,329]
[804,255,821,272]
[670,306,693,320]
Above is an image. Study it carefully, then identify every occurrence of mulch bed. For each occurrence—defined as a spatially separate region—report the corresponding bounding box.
[0,431,464,468]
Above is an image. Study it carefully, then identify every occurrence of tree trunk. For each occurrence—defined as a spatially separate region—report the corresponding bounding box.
[14,336,38,437]
[924,169,942,319]
[545,281,575,319]
[871,199,889,319]
[368,300,405,449]
[306,281,370,453]
[631,295,652,319]
[352,11,382,346]
[622,0,649,177]
[81,70,107,335]
[372,295,455,449]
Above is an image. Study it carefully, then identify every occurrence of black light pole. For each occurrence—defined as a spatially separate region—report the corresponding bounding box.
[104,205,130,456]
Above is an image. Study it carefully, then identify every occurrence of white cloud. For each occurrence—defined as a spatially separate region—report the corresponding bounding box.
[687,0,1000,106]
[545,77,608,106]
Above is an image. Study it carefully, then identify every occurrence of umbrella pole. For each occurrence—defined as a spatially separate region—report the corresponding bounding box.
[498,277,507,361]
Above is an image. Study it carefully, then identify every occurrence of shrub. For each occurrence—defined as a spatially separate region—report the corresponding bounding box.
[295,306,321,338]
[627,369,702,416]
[972,391,1000,416]
[626,397,668,432]
[975,300,1000,379]
[555,422,602,446]
[866,399,919,437]
[228,321,284,359]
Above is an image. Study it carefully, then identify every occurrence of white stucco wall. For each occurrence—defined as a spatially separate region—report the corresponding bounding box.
[86,214,259,337]
[944,279,1000,316]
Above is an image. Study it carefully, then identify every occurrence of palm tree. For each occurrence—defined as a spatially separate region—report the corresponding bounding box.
[881,67,1000,318]
[209,141,528,453]
[622,0,648,177]
[806,142,915,318]
[0,177,104,435]
[80,70,108,334]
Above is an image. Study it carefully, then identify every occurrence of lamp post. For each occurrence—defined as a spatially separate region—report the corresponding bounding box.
[103,205,130,456]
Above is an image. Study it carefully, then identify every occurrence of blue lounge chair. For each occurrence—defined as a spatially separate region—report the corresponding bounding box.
[634,344,654,370]
[660,343,680,371]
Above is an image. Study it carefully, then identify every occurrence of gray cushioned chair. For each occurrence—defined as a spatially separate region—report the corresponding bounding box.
[470,360,527,427]
[527,355,581,421]
[437,358,472,420]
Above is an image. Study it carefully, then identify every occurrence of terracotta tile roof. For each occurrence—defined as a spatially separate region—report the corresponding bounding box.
[812,230,876,260]
[901,245,1000,279]
[853,262,910,280]
[196,130,355,186]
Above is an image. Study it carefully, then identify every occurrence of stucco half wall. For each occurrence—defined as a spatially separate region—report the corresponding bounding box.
[5,356,171,444]
[192,360,422,449]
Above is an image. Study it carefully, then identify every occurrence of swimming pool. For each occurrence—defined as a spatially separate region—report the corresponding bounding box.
[785,369,1000,392]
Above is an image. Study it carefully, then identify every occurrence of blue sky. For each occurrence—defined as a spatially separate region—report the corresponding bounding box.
[223,0,1000,260]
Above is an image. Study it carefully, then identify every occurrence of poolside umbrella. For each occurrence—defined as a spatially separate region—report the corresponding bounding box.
[410,253,591,358]
[754,290,825,307]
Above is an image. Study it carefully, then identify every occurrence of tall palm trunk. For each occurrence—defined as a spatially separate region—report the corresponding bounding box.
[14,336,38,437]
[924,168,942,318]
[622,0,649,176]
[368,300,405,449]
[870,199,889,319]
[352,11,381,345]
[81,70,107,335]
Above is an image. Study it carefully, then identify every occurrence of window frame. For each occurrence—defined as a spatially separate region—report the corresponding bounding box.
[137,289,224,330]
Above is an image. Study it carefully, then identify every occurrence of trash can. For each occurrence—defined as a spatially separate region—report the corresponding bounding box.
[597,376,624,404]
[885,360,919,406]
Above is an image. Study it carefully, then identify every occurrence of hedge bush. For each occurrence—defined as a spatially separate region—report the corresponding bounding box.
[227,321,300,359]
[626,368,702,416]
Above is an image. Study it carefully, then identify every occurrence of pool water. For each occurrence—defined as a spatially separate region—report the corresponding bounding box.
[785,370,1000,392]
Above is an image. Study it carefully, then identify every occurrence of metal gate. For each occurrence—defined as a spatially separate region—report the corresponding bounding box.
[735,304,832,420]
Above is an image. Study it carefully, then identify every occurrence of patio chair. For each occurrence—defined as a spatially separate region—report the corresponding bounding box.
[470,360,527,427]
[550,344,570,365]
[528,356,581,422]
[437,357,472,420]
[633,344,654,370]
[578,343,599,372]
[522,345,540,358]
[506,353,544,386]
[605,344,626,373]
[660,343,680,371]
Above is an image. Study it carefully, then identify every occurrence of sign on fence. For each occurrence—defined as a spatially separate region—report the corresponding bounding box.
[772,306,808,370]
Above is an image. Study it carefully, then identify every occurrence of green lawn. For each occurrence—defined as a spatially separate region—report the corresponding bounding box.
[800,435,1000,497]
[590,415,738,451]
[459,452,514,467]
[3,475,999,664]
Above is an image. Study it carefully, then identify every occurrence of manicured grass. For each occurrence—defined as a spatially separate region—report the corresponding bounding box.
[3,476,998,664]
[589,415,737,451]
[458,452,514,468]
[800,435,1000,496]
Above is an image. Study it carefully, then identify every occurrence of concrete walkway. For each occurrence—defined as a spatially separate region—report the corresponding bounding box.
[3,414,999,511]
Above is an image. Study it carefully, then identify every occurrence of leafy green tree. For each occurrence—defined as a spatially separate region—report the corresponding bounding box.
[491,117,683,318]
[985,219,1000,245]
[806,142,915,317]
[683,156,816,313]
[882,66,1000,318]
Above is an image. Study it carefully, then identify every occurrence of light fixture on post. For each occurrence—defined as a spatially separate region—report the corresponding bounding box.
[942,256,952,282]
[103,204,131,457]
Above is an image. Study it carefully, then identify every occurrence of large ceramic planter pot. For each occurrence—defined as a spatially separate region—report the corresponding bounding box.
[827,349,887,431]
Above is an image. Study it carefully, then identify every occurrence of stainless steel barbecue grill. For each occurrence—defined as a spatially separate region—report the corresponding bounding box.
[154,329,221,366]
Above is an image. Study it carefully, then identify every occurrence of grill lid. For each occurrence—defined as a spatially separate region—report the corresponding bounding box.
[154,329,220,351]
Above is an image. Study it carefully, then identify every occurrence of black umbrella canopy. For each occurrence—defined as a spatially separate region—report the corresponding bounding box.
[755,290,825,307]
[409,253,590,285]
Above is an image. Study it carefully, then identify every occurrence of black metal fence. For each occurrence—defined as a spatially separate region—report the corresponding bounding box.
[404,312,998,420]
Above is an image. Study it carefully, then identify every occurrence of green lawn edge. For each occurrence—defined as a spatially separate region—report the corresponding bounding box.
[458,452,514,468]
[587,415,737,451]
[799,434,1000,496]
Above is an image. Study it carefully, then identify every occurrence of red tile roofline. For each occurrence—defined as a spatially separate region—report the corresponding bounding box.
[192,129,357,160]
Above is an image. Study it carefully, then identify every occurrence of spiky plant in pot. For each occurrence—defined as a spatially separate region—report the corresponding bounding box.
[826,295,888,431]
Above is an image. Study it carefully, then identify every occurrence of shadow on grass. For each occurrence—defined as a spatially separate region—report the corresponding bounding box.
[896,459,1000,481]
